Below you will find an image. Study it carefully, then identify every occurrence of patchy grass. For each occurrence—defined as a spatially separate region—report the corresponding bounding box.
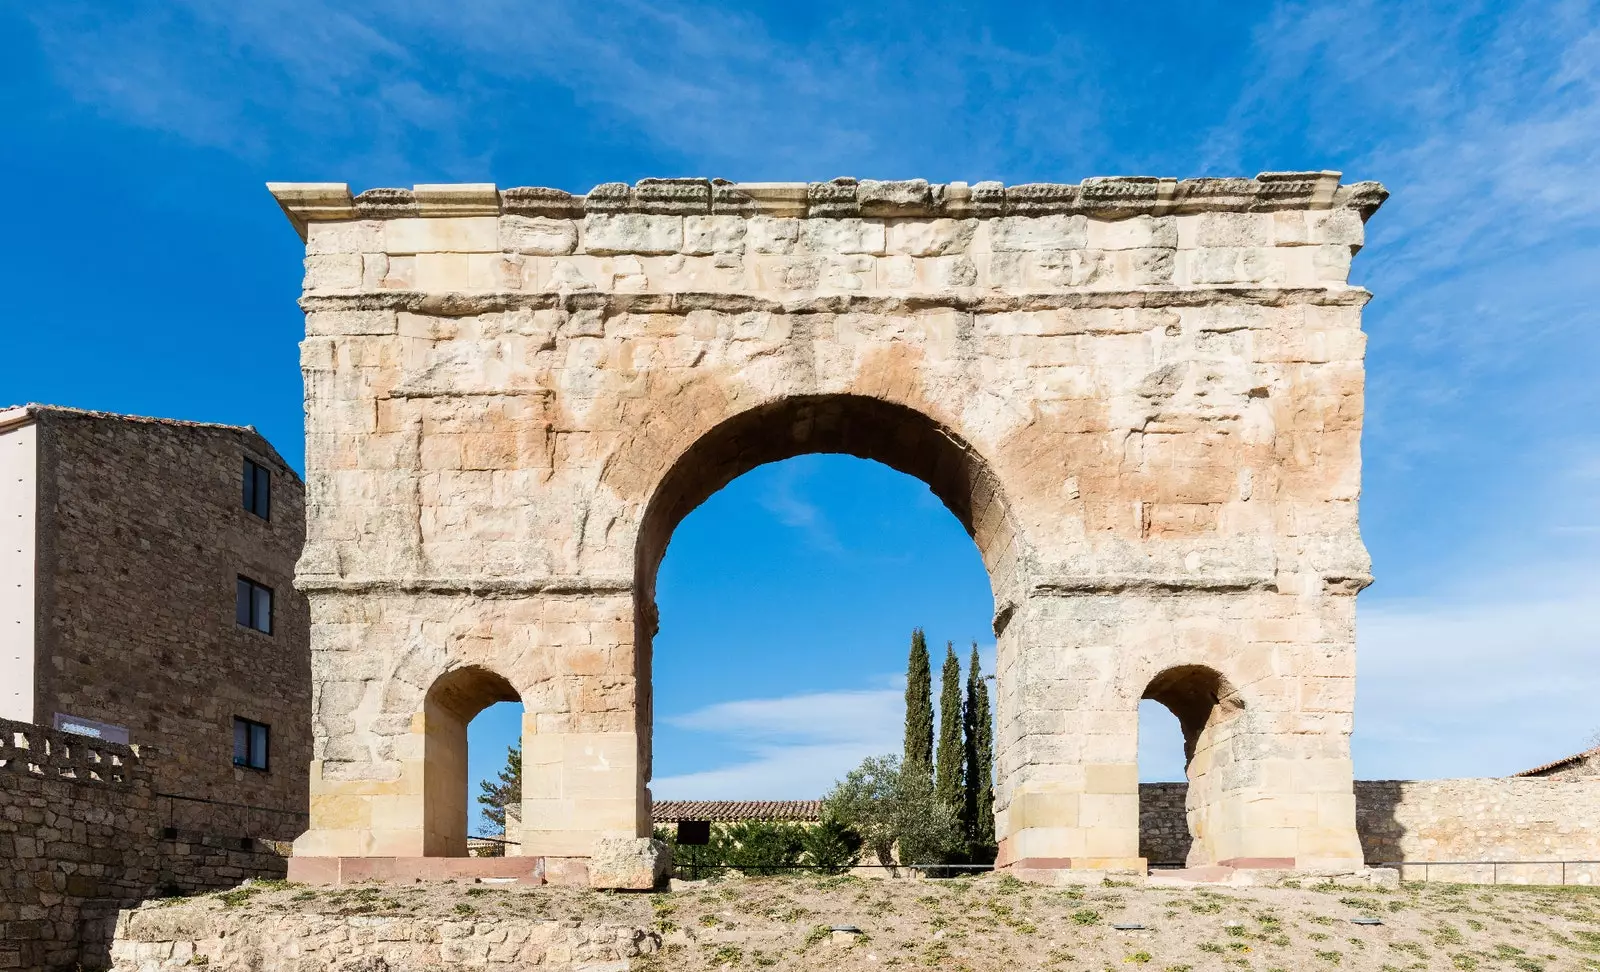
[123,873,1600,971]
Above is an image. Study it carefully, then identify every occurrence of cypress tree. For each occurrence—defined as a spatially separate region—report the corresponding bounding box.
[476,743,522,834]
[963,642,996,857]
[903,628,933,780]
[935,642,965,817]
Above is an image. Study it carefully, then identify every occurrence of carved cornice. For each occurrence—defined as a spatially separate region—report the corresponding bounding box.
[269,174,1387,240]
[295,575,634,597]
[1031,574,1279,595]
[294,571,1369,602]
[298,286,1373,319]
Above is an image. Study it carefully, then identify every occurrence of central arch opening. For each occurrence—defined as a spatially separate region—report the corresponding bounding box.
[634,394,1020,826]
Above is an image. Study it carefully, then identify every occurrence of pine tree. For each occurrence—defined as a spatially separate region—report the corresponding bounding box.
[476,743,522,834]
[903,628,933,781]
[935,641,964,817]
[963,642,996,858]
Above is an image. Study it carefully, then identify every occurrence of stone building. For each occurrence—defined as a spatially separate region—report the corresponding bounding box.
[0,404,310,843]
[1514,745,1600,779]
[272,174,1384,880]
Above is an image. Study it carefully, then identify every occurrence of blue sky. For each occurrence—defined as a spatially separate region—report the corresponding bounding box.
[5,1,1599,831]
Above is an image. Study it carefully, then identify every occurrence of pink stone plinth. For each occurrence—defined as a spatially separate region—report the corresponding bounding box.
[286,856,590,886]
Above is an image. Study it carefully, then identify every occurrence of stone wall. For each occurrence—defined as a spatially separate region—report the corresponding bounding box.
[111,908,658,972]
[29,407,310,842]
[1138,783,1192,865]
[1139,778,1600,883]
[1354,778,1600,884]
[0,718,289,972]
[273,174,1385,874]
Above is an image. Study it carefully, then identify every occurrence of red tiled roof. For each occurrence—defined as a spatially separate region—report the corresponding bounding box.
[1514,745,1600,777]
[653,800,822,822]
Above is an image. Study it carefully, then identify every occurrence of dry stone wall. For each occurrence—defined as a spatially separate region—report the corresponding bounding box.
[272,174,1385,874]
[111,907,658,972]
[0,718,289,972]
[1140,778,1600,884]
[1354,778,1600,884]
[1138,783,1192,865]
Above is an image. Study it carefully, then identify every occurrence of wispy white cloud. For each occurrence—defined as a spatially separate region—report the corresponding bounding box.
[653,688,903,799]
[756,462,844,554]
[1355,574,1600,779]
[653,644,1021,799]
[21,0,1107,182]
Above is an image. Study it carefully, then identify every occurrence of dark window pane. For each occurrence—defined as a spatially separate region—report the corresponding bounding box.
[253,585,273,634]
[235,579,251,627]
[250,723,269,770]
[244,459,271,519]
[233,719,249,765]
[255,466,271,520]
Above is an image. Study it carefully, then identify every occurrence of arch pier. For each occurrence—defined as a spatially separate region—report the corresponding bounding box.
[274,174,1385,883]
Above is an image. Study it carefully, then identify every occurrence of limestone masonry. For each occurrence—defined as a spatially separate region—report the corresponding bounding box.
[272,174,1384,876]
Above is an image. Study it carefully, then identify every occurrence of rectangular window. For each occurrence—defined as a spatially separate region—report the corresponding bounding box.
[233,717,269,770]
[235,576,273,634]
[243,458,270,520]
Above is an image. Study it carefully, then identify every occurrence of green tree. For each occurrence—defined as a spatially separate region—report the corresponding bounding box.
[723,821,807,874]
[823,754,961,871]
[801,817,863,874]
[903,628,933,781]
[476,743,522,834]
[963,643,996,860]
[935,641,964,817]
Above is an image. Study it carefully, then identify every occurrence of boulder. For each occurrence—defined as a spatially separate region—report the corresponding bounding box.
[588,837,670,890]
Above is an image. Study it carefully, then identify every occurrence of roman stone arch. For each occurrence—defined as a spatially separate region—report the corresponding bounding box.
[275,174,1385,877]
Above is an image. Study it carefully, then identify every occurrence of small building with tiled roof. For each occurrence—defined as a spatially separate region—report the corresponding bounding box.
[1514,745,1600,778]
[653,800,823,823]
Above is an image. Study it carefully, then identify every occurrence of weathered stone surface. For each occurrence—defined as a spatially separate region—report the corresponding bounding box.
[500,186,584,219]
[858,178,932,216]
[586,837,670,890]
[500,215,578,255]
[109,893,660,972]
[268,174,1387,877]
[581,213,683,255]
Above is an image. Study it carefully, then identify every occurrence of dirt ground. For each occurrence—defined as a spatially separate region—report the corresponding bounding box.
[188,872,1600,971]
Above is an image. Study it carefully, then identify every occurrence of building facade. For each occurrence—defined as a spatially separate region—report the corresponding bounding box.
[0,404,309,843]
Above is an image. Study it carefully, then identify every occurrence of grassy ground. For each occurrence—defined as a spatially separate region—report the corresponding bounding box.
[185,872,1600,971]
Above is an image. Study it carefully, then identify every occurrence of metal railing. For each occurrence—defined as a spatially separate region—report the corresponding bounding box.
[670,861,997,879]
[1374,860,1600,886]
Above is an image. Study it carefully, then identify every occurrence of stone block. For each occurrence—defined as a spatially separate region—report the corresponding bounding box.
[384,217,499,254]
[586,837,669,890]
[500,216,577,255]
[991,214,1088,251]
[581,214,683,255]
[683,215,747,255]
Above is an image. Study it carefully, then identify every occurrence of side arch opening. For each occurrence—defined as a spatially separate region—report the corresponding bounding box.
[423,665,520,857]
[1139,665,1245,868]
